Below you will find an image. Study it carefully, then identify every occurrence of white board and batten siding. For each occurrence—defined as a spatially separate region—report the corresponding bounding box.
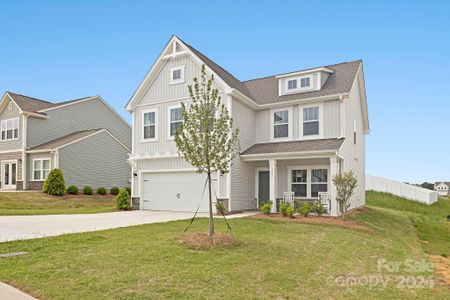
[366,175,438,205]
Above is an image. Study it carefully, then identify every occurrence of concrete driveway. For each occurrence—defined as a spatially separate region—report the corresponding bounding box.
[0,211,208,243]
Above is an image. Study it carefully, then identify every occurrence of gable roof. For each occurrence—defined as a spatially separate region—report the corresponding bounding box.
[4,92,93,115]
[241,138,345,156]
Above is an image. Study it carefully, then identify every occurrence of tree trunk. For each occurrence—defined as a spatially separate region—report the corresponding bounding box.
[207,171,214,237]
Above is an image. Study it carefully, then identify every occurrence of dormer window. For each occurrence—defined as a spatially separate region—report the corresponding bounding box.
[287,79,297,90]
[300,76,311,88]
[170,66,185,85]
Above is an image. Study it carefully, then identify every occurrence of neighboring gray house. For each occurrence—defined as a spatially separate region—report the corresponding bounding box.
[434,182,449,196]
[126,35,369,216]
[0,92,131,190]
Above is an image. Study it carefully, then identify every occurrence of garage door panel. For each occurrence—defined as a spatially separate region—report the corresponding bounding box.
[142,172,212,212]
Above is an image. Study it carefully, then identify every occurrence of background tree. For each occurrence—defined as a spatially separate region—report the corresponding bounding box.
[420,182,434,190]
[332,171,358,220]
[175,65,240,237]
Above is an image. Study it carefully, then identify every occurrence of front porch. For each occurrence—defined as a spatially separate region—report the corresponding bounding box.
[243,155,341,216]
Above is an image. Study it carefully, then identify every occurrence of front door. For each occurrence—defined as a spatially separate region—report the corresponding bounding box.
[258,170,270,207]
[2,162,17,189]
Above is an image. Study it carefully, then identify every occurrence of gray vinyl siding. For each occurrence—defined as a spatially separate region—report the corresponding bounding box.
[0,100,23,151]
[27,152,54,181]
[58,131,130,189]
[27,98,131,149]
[230,98,257,211]
[337,67,366,209]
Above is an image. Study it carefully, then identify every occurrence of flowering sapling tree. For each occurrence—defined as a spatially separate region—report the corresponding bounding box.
[175,64,240,237]
[332,171,358,220]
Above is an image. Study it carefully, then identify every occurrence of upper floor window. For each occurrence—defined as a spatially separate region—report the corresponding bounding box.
[168,106,182,137]
[273,110,289,138]
[303,107,319,136]
[1,118,19,141]
[300,76,311,88]
[287,79,297,90]
[142,109,157,141]
[170,66,185,85]
[33,158,51,181]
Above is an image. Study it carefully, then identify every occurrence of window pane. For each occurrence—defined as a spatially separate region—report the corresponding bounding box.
[274,110,288,124]
[34,171,41,180]
[274,124,288,138]
[6,130,12,139]
[173,69,181,80]
[170,121,182,136]
[34,160,41,170]
[303,107,319,121]
[144,112,155,126]
[311,184,328,197]
[288,79,297,90]
[171,107,182,122]
[303,121,319,135]
[311,169,327,182]
[292,170,307,183]
[12,164,16,185]
[1,131,4,140]
[43,160,51,170]
[43,170,50,179]
[301,77,310,88]
[13,118,18,130]
[292,184,307,197]
[14,129,18,139]
[144,125,155,139]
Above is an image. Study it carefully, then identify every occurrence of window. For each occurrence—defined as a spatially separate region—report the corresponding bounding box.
[273,110,289,138]
[287,79,297,90]
[33,159,51,181]
[311,169,328,197]
[1,118,19,141]
[303,106,319,136]
[142,110,157,141]
[170,66,185,84]
[169,106,182,137]
[291,169,307,197]
[300,76,311,88]
[353,120,357,144]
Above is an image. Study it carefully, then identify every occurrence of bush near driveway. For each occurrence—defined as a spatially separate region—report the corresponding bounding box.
[115,188,130,210]
[42,168,65,196]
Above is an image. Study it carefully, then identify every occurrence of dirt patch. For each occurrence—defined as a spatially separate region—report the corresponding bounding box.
[251,213,372,233]
[180,232,240,250]
[429,255,450,287]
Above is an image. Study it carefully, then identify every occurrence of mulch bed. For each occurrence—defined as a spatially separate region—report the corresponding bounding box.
[180,232,240,250]
[251,213,372,233]
[56,194,115,200]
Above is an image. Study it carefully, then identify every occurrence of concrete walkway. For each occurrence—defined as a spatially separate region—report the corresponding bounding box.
[0,282,35,300]
[0,210,258,243]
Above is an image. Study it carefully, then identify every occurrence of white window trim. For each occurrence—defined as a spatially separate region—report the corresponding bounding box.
[283,75,314,95]
[287,164,329,199]
[32,158,51,181]
[299,103,324,140]
[270,107,293,142]
[0,117,19,142]
[141,108,158,143]
[299,75,313,90]
[286,79,298,91]
[169,65,185,85]
[167,104,182,140]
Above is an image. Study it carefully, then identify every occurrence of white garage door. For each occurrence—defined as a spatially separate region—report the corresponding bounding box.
[142,172,211,212]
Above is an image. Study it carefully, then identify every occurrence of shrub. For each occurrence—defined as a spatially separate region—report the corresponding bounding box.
[125,187,131,195]
[97,187,107,195]
[286,206,295,218]
[42,168,65,196]
[260,201,272,215]
[300,202,312,217]
[315,201,326,216]
[115,188,130,210]
[66,185,78,195]
[215,201,226,215]
[83,186,93,195]
[110,186,119,195]
[280,202,291,217]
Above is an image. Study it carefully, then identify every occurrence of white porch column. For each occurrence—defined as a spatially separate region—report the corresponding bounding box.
[329,156,339,216]
[269,159,277,213]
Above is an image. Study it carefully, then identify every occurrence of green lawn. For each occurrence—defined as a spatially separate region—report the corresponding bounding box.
[366,190,450,257]
[0,192,117,215]
[0,193,448,299]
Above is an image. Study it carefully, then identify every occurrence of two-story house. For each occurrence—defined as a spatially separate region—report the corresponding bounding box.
[126,36,369,216]
[0,92,131,190]
[434,182,449,196]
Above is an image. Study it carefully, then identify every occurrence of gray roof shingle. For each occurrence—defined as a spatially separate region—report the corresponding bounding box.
[29,129,103,151]
[241,138,345,156]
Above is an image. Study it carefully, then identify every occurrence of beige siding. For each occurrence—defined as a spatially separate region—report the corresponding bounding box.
[0,100,23,151]
[324,100,341,138]
[230,98,257,211]
[338,68,366,209]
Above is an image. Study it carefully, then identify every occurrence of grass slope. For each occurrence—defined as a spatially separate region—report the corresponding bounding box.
[0,205,448,299]
[366,191,450,257]
[0,192,117,215]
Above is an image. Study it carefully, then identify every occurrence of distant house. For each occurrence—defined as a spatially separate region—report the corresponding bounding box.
[0,92,131,191]
[434,182,450,196]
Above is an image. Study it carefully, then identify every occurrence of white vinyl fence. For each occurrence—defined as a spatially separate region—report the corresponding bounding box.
[366,175,438,205]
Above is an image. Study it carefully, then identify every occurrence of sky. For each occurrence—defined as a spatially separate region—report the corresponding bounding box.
[1,0,449,183]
